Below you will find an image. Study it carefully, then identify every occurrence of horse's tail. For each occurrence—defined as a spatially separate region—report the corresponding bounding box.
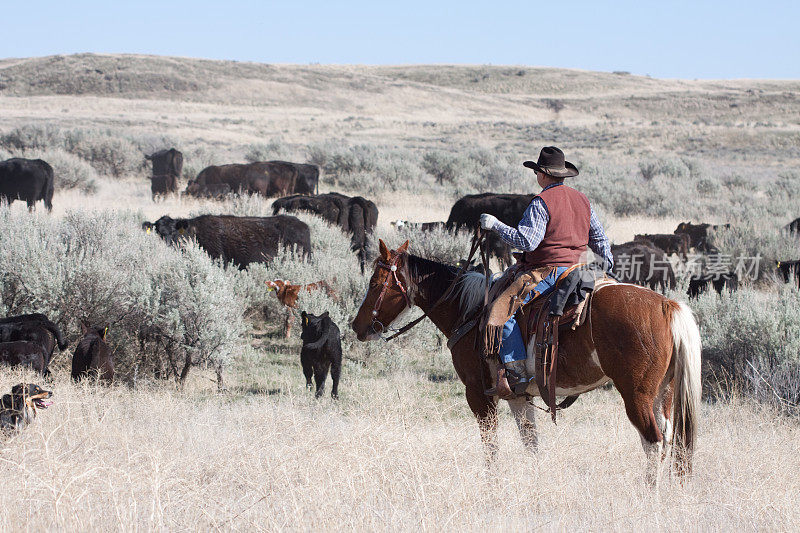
[669,301,702,477]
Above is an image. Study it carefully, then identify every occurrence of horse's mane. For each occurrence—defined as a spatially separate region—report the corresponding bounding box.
[406,254,487,316]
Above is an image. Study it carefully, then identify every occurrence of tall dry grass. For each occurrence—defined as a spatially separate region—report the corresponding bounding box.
[1,366,797,531]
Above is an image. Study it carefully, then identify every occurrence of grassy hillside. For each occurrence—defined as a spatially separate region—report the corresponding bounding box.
[1,54,798,164]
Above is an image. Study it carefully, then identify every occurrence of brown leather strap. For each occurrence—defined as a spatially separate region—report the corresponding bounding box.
[384,229,486,341]
[548,315,560,423]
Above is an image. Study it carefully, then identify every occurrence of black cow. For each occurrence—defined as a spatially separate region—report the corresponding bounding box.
[150,174,178,200]
[145,149,183,178]
[0,341,47,374]
[634,233,690,256]
[300,311,341,399]
[687,272,739,298]
[0,314,67,374]
[185,162,298,198]
[347,195,379,270]
[0,158,54,212]
[273,192,378,271]
[783,218,800,235]
[145,214,310,268]
[269,161,319,195]
[674,222,731,251]
[272,193,350,228]
[446,193,536,268]
[72,323,114,383]
[777,260,800,288]
[611,241,676,291]
[185,182,231,199]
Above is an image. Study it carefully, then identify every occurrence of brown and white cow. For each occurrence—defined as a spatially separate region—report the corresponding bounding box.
[266,279,335,337]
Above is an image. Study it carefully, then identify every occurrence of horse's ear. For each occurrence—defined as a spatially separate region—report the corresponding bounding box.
[396,240,410,254]
[80,322,88,335]
[378,239,390,259]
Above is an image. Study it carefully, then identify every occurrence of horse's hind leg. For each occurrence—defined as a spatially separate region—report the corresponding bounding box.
[507,397,538,453]
[655,380,674,463]
[618,387,664,486]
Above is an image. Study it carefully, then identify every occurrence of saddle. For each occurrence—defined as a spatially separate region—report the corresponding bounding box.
[517,265,597,422]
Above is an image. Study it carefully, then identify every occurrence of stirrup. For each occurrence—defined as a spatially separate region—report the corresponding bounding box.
[485,367,515,399]
[505,367,532,396]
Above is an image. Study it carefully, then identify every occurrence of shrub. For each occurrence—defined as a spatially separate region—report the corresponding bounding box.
[637,157,689,181]
[0,124,148,178]
[0,209,246,387]
[385,225,473,265]
[422,151,461,184]
[244,139,291,163]
[691,285,800,415]
[544,99,565,114]
[181,145,233,181]
[61,130,143,177]
[25,149,98,193]
[0,124,62,151]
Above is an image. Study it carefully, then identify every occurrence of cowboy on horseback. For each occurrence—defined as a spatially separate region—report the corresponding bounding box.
[479,146,614,399]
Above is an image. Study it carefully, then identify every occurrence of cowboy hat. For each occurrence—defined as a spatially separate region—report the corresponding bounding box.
[523,146,579,178]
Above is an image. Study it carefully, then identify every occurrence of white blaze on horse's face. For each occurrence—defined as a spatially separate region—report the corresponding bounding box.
[352,240,413,341]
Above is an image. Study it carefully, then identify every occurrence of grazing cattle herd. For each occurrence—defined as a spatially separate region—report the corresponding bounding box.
[1,146,799,436]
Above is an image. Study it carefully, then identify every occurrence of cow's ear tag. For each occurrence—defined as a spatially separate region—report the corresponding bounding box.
[178,228,185,235]
[146,228,151,234]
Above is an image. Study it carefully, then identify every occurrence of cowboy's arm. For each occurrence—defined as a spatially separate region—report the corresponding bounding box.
[479,199,548,251]
[588,206,614,271]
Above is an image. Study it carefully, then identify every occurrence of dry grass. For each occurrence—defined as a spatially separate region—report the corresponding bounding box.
[1,366,797,531]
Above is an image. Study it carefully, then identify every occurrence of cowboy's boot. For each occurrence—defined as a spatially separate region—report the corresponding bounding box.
[485,366,514,399]
[504,359,533,396]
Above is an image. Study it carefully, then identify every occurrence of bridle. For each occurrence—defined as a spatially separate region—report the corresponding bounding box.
[369,229,488,341]
[369,251,416,339]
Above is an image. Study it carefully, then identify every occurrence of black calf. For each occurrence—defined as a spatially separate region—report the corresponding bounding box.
[777,260,800,288]
[300,311,342,399]
[687,272,739,298]
[0,341,47,374]
[0,313,67,374]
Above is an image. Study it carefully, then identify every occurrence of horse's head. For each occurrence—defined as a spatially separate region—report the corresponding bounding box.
[352,239,413,341]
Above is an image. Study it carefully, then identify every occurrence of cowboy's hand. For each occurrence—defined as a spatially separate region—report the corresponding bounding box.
[479,213,499,231]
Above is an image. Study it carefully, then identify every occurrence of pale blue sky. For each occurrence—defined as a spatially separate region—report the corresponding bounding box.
[3,0,798,78]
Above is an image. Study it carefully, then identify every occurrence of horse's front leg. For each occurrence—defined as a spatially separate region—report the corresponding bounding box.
[507,396,538,453]
[465,383,498,463]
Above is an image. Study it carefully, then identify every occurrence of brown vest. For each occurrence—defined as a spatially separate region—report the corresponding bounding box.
[523,184,591,267]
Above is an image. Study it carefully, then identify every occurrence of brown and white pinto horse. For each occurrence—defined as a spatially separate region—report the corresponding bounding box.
[352,240,702,483]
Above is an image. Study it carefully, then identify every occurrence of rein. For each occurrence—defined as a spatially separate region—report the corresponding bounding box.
[373,229,487,341]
